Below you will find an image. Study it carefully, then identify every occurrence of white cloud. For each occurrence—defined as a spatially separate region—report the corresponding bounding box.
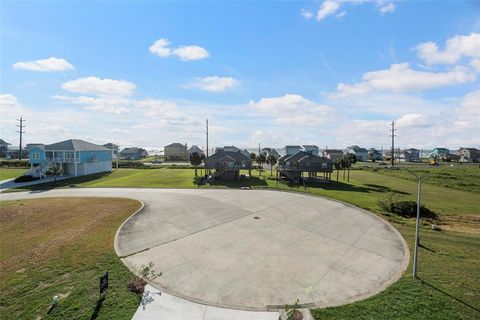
[470,59,480,72]
[335,119,389,148]
[317,1,341,21]
[250,94,333,126]
[173,46,210,61]
[61,77,136,97]
[187,76,238,92]
[149,38,210,61]
[453,90,480,131]
[396,113,433,128]
[148,38,172,57]
[378,2,395,14]
[0,94,22,112]
[53,95,131,114]
[12,57,74,72]
[307,0,396,22]
[333,63,476,97]
[413,33,480,65]
[0,94,24,131]
[301,9,313,19]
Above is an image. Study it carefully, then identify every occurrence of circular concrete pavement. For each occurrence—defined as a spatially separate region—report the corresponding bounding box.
[114,189,409,311]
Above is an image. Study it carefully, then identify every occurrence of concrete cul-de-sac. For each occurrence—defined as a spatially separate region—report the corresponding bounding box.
[0,188,408,312]
[114,188,409,311]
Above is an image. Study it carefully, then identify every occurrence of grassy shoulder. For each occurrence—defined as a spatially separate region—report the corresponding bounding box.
[311,224,480,320]
[0,168,26,180]
[0,197,142,320]
[358,163,480,193]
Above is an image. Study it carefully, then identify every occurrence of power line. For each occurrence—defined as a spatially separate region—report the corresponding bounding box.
[16,117,26,160]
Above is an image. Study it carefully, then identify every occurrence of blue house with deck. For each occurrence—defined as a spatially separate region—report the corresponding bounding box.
[27,139,113,178]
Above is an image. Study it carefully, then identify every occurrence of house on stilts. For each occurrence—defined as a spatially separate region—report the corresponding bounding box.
[277,151,333,184]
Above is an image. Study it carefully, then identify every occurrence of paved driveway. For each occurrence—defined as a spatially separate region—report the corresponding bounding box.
[0,188,408,313]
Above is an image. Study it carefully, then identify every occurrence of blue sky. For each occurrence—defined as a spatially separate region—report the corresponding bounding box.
[1,1,479,151]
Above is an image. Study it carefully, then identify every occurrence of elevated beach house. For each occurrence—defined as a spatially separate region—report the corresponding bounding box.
[27,139,113,178]
[277,151,333,184]
[204,149,253,181]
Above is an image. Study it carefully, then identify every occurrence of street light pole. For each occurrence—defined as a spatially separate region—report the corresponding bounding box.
[413,175,422,279]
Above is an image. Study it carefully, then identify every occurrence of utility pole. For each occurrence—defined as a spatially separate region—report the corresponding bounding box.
[413,175,422,279]
[258,142,261,154]
[390,121,396,166]
[206,119,209,158]
[17,117,26,160]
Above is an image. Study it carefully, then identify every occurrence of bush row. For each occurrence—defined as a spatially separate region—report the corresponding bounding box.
[0,160,30,168]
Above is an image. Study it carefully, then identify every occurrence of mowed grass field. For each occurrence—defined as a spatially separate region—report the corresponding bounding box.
[0,168,26,181]
[360,164,480,193]
[1,166,479,318]
[0,197,142,320]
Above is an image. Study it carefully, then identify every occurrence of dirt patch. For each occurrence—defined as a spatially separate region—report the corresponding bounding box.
[439,215,480,234]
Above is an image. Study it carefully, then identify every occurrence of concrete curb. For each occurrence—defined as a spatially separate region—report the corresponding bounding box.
[114,200,145,258]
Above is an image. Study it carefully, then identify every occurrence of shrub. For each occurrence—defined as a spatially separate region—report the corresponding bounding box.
[0,160,30,168]
[127,276,147,294]
[378,192,437,219]
[377,192,400,214]
[14,175,39,183]
[117,161,147,168]
[393,200,438,219]
[127,262,161,294]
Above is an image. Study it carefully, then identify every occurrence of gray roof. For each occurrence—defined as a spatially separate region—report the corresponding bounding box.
[187,145,203,151]
[0,139,11,145]
[165,143,186,148]
[103,143,120,149]
[120,147,147,154]
[205,150,251,163]
[279,151,332,165]
[45,139,110,151]
[348,145,368,152]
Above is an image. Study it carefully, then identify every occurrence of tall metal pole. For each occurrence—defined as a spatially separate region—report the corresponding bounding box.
[17,117,26,160]
[390,121,396,167]
[413,175,422,279]
[206,119,209,158]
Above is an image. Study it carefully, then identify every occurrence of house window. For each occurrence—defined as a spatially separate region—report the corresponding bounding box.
[32,152,40,160]
[65,152,75,160]
[106,152,111,158]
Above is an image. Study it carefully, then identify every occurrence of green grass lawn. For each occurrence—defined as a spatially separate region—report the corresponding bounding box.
[1,166,479,318]
[311,225,480,320]
[0,197,142,320]
[0,168,26,180]
[359,164,480,193]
